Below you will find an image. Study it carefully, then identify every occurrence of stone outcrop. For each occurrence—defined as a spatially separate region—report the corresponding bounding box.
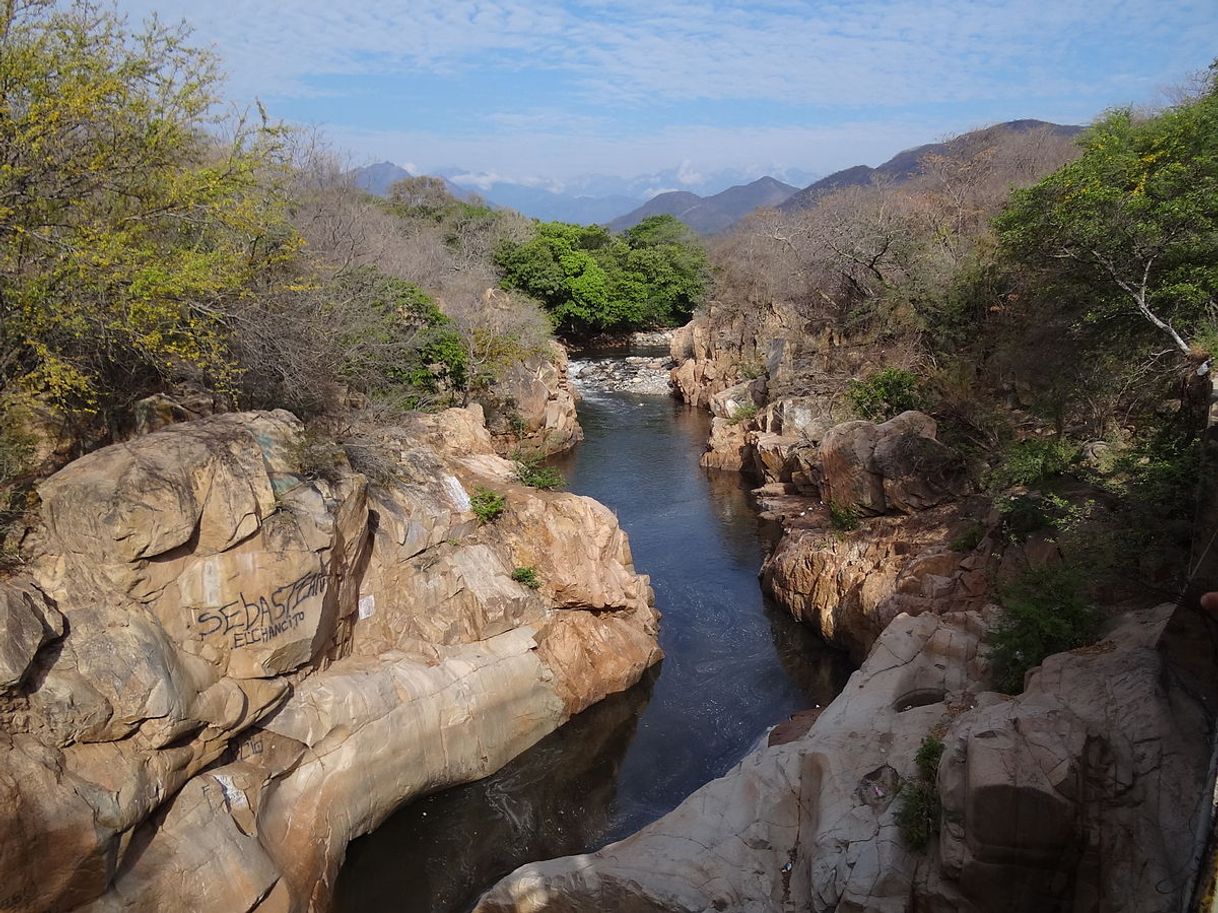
[0,406,659,913]
[474,605,1210,913]
[821,411,970,516]
[759,496,1062,660]
[480,341,583,456]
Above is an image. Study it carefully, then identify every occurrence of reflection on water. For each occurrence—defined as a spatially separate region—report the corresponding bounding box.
[334,385,852,913]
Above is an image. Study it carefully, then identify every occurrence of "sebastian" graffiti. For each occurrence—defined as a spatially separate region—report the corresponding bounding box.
[194,569,328,649]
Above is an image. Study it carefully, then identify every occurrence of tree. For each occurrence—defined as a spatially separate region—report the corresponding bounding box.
[495,216,708,335]
[494,222,611,334]
[386,175,454,218]
[0,0,293,413]
[996,70,1218,364]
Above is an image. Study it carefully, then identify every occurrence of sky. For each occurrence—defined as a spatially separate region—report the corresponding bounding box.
[116,0,1218,189]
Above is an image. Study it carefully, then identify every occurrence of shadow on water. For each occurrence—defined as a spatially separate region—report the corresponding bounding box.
[334,386,853,913]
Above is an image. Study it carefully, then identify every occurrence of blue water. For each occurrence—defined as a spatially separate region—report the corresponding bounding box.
[334,386,851,913]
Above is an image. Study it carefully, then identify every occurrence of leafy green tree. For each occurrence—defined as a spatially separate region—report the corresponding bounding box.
[494,222,611,333]
[334,268,467,408]
[0,0,293,413]
[495,214,708,335]
[996,68,1218,362]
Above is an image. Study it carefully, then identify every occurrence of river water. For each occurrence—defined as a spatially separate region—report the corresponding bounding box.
[334,378,851,913]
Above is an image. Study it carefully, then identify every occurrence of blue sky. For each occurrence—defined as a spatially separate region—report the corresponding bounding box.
[118,0,1217,188]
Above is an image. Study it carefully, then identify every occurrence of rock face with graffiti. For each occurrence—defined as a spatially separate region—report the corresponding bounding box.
[0,407,661,913]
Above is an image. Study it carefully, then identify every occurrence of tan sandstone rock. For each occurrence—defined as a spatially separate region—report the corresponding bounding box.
[821,411,970,516]
[0,404,660,913]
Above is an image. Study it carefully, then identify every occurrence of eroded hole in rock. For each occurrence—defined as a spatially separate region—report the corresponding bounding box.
[856,764,901,811]
[893,688,946,712]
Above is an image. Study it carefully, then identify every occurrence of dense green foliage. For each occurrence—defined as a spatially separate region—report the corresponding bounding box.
[988,565,1099,693]
[897,735,945,851]
[996,70,1218,360]
[495,215,708,335]
[846,369,924,421]
[987,437,1079,489]
[334,269,468,409]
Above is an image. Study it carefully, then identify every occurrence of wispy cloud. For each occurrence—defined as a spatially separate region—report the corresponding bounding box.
[116,0,1218,179]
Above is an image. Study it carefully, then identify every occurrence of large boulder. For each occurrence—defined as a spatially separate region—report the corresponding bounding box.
[481,341,582,456]
[708,378,767,421]
[0,406,660,913]
[822,411,969,516]
[699,418,752,472]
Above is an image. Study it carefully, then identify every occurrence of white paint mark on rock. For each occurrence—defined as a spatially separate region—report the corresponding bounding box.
[213,773,248,809]
[358,595,376,620]
[444,475,471,511]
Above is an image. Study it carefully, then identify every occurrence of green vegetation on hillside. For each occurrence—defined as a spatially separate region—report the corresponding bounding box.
[988,565,1099,693]
[997,77,1218,364]
[0,1,572,549]
[495,215,709,335]
[709,68,1218,598]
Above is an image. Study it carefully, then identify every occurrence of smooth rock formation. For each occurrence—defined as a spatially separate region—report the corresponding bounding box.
[0,406,659,913]
[474,606,1210,913]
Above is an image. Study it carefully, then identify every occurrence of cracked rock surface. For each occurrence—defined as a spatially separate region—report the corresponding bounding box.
[474,606,1210,913]
[0,404,660,913]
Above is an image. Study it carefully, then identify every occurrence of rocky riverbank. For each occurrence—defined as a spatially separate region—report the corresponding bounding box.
[476,602,1208,913]
[568,353,676,396]
[0,406,660,913]
[467,314,1218,912]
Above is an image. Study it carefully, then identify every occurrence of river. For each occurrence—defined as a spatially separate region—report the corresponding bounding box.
[333,372,851,913]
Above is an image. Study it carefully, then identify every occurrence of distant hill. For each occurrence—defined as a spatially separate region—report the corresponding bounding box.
[779,120,1083,212]
[608,176,799,234]
[349,162,477,203]
[449,182,643,224]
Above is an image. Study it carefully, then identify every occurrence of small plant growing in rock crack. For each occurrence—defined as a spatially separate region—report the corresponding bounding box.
[949,522,985,552]
[738,358,766,380]
[511,566,541,589]
[513,455,566,490]
[289,427,345,482]
[469,487,507,523]
[728,403,758,425]
[897,734,945,850]
[827,500,861,531]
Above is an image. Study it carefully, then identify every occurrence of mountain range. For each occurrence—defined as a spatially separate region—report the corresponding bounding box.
[347,162,819,225]
[349,120,1082,235]
[606,176,799,234]
[778,119,1083,212]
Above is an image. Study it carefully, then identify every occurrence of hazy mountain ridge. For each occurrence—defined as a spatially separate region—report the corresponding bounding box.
[779,119,1083,212]
[348,162,821,224]
[608,176,800,234]
[349,161,478,203]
